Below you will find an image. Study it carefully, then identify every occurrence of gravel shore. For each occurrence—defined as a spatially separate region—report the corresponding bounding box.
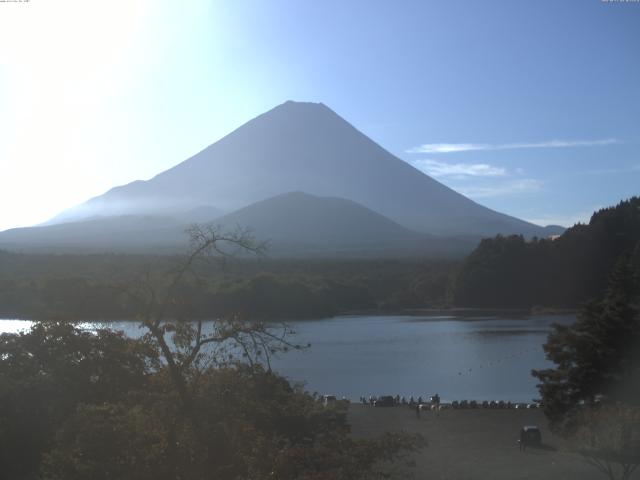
[348,404,625,480]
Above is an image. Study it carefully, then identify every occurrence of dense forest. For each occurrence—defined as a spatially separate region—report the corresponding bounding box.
[1,197,639,321]
[0,252,455,320]
[454,197,640,309]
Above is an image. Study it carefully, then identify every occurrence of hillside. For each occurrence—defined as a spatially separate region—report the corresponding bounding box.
[0,215,187,254]
[0,192,477,257]
[453,197,640,308]
[214,192,475,257]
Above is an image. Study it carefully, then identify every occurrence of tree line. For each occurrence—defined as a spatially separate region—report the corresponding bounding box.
[2,197,639,322]
[0,253,455,320]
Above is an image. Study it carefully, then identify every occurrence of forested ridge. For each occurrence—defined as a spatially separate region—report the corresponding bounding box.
[1,197,638,320]
[454,197,640,309]
[0,254,454,320]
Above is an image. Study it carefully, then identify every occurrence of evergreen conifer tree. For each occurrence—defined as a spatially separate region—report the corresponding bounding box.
[533,251,640,432]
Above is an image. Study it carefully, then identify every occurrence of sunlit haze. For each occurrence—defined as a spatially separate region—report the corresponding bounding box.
[1,4,639,478]
[1,0,639,231]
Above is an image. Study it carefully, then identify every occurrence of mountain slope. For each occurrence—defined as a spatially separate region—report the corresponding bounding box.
[0,215,187,254]
[50,101,550,237]
[0,192,477,257]
[215,191,471,256]
[216,191,418,245]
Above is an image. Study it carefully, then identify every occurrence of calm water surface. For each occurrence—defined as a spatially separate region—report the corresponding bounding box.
[0,314,574,402]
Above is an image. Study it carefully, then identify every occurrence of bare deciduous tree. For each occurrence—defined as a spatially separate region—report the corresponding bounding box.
[121,224,305,413]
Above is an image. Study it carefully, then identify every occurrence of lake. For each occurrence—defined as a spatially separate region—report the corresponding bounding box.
[0,313,574,403]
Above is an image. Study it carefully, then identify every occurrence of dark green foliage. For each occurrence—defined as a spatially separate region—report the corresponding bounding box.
[42,403,170,480]
[532,254,640,433]
[0,322,157,479]
[0,323,422,480]
[454,197,640,308]
[453,235,545,308]
[0,255,456,320]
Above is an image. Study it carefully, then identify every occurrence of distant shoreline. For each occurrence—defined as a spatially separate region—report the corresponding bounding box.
[337,306,578,318]
[0,307,578,325]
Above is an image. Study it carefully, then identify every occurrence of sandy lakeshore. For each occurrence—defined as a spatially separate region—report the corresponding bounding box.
[348,404,634,480]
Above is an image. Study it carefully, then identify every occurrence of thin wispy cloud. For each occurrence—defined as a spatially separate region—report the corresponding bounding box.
[456,179,543,199]
[410,159,506,178]
[406,138,618,154]
[407,158,540,199]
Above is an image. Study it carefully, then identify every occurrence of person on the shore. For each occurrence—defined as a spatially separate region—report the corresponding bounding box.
[416,403,421,419]
[519,428,527,452]
[432,393,441,417]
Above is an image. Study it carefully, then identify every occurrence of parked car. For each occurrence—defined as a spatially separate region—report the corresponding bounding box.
[373,395,396,407]
[322,395,337,407]
[521,426,542,445]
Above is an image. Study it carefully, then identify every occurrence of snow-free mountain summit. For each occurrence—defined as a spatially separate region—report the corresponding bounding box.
[0,101,561,254]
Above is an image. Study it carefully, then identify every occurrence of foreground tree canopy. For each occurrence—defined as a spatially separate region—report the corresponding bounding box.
[0,225,423,480]
[0,322,422,480]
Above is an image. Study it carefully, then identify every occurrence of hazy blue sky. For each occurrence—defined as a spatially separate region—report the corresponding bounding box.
[1,0,638,231]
